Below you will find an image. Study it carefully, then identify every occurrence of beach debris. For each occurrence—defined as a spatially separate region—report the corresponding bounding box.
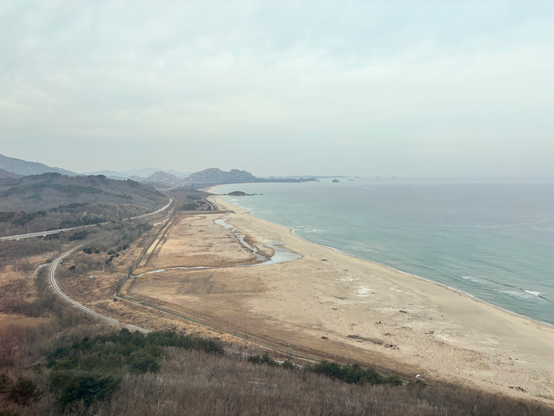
[425,330,435,335]
[321,259,328,261]
[510,386,527,393]
[321,336,329,340]
[375,321,382,324]
[399,310,408,313]
[331,307,338,310]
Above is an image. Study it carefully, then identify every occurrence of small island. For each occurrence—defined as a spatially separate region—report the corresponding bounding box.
[227,191,255,196]
[332,179,340,183]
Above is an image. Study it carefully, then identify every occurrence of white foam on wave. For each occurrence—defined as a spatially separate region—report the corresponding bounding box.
[499,290,533,299]
[525,290,541,296]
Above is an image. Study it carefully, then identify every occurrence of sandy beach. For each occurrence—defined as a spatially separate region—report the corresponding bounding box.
[126,188,554,404]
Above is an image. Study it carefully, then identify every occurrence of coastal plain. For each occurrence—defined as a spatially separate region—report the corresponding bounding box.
[124,192,554,404]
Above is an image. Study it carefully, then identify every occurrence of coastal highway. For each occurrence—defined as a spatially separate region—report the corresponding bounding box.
[48,244,150,334]
[0,197,173,242]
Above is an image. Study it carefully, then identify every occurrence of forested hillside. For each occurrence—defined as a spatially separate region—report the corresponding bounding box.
[0,173,167,236]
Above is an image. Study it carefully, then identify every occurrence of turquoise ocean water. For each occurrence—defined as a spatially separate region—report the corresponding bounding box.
[217,179,554,326]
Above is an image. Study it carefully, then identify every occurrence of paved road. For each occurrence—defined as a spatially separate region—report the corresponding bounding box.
[0,197,173,242]
[48,244,150,333]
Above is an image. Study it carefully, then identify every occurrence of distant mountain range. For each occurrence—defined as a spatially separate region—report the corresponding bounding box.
[0,168,22,179]
[187,168,257,183]
[0,153,77,176]
[82,168,193,178]
[0,153,317,185]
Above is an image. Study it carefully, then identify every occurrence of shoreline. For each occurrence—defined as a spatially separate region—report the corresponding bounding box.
[201,184,554,402]
[206,185,554,332]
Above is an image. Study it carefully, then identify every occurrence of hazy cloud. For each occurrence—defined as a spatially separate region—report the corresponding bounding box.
[1,1,553,177]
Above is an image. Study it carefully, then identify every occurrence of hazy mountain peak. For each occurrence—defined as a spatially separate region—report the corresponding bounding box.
[146,171,179,182]
[0,153,76,176]
[0,168,22,179]
[187,168,257,183]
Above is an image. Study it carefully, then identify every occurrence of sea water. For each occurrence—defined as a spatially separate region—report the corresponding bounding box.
[217,179,554,326]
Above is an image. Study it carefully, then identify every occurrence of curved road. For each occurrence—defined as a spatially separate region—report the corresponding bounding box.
[0,197,173,242]
[39,197,174,333]
[48,244,150,334]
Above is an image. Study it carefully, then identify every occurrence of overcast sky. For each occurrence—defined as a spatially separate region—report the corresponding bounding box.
[1,1,553,177]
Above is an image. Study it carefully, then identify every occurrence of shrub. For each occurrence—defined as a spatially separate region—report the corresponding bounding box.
[179,203,198,211]
[0,374,11,393]
[0,407,19,416]
[248,352,278,366]
[6,377,41,406]
[309,361,401,386]
[128,352,160,374]
[50,371,121,409]
[69,230,89,241]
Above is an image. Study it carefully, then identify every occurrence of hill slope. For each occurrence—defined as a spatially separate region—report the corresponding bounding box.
[187,168,258,183]
[0,173,166,212]
[146,171,180,183]
[0,168,22,179]
[0,153,76,176]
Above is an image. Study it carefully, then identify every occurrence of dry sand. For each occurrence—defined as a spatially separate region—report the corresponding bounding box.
[127,190,554,404]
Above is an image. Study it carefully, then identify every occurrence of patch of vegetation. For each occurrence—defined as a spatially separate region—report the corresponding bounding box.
[3,377,42,406]
[2,183,102,199]
[308,360,402,386]
[246,353,401,386]
[54,202,89,213]
[0,210,48,227]
[50,371,121,409]
[68,230,89,240]
[44,329,223,410]
[247,352,279,366]
[179,203,199,211]
[0,212,16,222]
[58,215,103,229]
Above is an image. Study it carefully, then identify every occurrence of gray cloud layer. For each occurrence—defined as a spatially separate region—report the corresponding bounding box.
[1,1,553,177]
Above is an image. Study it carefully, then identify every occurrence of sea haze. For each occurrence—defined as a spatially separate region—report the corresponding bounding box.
[217,179,554,326]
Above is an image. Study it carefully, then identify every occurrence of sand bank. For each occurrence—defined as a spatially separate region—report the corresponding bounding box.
[131,187,554,403]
